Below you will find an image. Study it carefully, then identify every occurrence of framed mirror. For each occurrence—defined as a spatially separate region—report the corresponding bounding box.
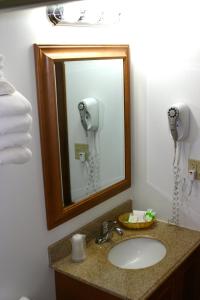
[34,44,131,229]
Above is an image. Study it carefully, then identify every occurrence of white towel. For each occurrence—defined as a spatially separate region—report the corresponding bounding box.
[0,55,4,69]
[0,79,15,95]
[0,146,32,165]
[0,114,32,134]
[0,91,32,116]
[0,133,31,150]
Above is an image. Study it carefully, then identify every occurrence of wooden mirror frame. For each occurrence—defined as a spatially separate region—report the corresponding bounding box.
[34,44,131,229]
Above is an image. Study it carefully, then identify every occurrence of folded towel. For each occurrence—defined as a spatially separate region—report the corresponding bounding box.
[0,114,32,134]
[0,79,15,95]
[0,55,4,69]
[0,133,31,150]
[0,91,32,116]
[0,146,32,165]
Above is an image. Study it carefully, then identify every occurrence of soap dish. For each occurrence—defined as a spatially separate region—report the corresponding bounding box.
[118,212,155,229]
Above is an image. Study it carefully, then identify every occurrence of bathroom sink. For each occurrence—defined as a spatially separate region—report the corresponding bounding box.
[107,237,166,269]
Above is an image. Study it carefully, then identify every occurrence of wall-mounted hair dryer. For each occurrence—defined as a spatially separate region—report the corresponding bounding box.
[78,97,99,132]
[168,103,190,143]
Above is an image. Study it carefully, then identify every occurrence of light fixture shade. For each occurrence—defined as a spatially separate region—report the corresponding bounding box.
[47,1,121,26]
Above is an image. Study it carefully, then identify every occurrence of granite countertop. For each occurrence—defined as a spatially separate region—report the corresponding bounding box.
[52,221,200,300]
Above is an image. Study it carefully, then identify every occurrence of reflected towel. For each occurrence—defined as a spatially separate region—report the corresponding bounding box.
[0,133,31,150]
[0,114,32,134]
[0,79,15,95]
[0,91,32,116]
[0,146,32,165]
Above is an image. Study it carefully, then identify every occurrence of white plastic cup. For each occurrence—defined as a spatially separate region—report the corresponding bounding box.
[71,233,86,262]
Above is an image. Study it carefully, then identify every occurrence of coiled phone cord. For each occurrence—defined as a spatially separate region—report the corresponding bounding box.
[85,131,100,195]
[169,164,181,225]
[169,141,182,225]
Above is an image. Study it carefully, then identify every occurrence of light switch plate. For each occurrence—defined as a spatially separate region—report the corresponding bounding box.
[188,159,200,180]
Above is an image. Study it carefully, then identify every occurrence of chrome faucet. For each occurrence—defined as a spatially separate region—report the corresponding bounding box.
[95,220,123,244]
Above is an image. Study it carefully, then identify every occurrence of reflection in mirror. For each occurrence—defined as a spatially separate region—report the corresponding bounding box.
[34,45,131,229]
[56,59,125,206]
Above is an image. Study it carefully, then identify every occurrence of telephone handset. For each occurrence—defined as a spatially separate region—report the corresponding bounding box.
[78,97,99,132]
[168,103,190,143]
[167,103,190,225]
[168,106,179,142]
[78,97,100,195]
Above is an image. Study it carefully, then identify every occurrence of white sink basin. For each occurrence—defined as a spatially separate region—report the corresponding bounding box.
[108,237,166,269]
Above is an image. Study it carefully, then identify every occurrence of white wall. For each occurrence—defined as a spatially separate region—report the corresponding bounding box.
[131,0,200,231]
[0,5,132,300]
[1,0,200,299]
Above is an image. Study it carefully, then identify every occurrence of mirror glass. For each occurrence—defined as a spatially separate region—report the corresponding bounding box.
[34,45,131,229]
[56,59,125,206]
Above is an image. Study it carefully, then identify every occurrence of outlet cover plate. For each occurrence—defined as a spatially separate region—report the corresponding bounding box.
[75,143,89,160]
[188,159,200,180]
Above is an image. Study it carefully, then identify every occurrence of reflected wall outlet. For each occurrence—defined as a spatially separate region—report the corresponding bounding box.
[75,143,89,160]
[188,159,200,180]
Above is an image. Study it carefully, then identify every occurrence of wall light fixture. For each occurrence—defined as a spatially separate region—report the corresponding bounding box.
[47,0,121,26]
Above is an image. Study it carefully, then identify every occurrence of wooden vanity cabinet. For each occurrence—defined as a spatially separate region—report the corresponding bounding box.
[55,245,200,300]
[55,271,119,300]
[149,245,200,300]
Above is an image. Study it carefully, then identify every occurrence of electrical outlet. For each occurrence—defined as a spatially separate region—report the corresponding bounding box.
[188,159,200,180]
[74,143,89,160]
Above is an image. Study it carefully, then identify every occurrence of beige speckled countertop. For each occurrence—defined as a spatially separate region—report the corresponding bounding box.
[52,221,200,300]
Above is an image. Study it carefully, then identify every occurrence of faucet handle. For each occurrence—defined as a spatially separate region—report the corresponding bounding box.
[101,220,117,234]
[95,220,122,244]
